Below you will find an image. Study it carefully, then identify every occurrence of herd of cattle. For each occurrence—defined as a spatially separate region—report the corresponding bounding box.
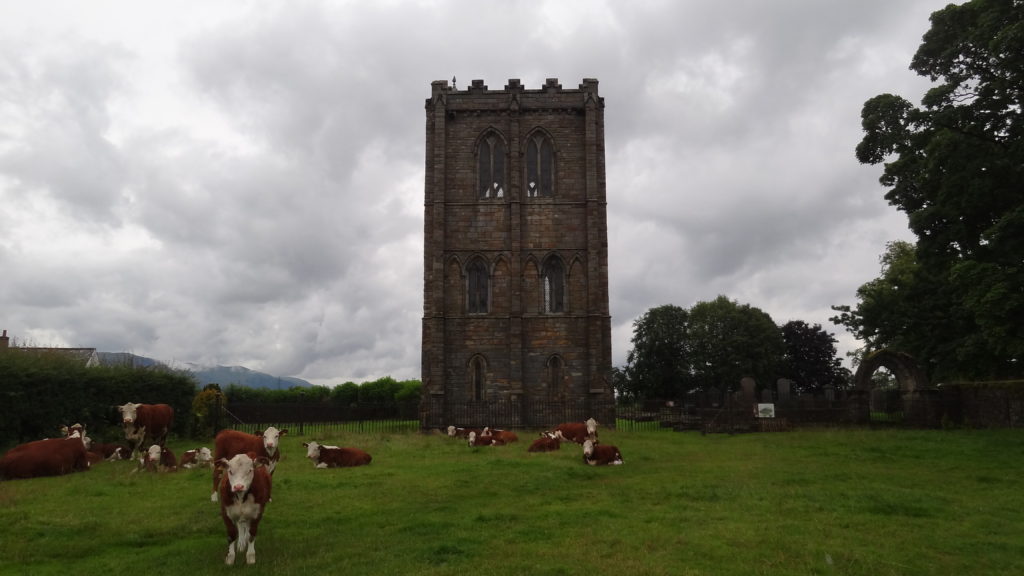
[447,417,624,466]
[0,402,622,565]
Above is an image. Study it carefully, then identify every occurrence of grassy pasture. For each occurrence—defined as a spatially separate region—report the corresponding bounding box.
[1,428,1022,575]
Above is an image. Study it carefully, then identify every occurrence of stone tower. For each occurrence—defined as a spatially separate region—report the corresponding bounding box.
[420,78,613,429]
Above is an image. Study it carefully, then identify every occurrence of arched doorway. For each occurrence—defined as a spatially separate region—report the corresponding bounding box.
[854,349,930,423]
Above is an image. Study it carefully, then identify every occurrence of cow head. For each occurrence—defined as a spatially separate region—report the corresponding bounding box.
[585,418,598,437]
[218,453,260,495]
[447,425,456,437]
[467,431,477,447]
[302,441,317,460]
[146,444,163,462]
[196,447,213,465]
[583,439,596,458]
[261,427,287,456]
[118,403,142,424]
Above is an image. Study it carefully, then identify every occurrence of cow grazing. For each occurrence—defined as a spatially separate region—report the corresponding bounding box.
[211,427,286,502]
[582,439,623,466]
[528,431,564,453]
[302,441,372,468]
[467,431,506,447]
[139,444,177,472]
[217,453,272,565]
[181,447,213,469]
[551,418,599,444]
[118,402,174,459]
[0,438,90,480]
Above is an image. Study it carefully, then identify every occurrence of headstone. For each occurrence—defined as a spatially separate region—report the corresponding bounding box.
[740,377,756,403]
[776,378,792,403]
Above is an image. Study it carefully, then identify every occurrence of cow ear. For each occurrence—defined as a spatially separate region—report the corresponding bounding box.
[302,442,309,448]
[279,429,288,436]
[255,456,271,468]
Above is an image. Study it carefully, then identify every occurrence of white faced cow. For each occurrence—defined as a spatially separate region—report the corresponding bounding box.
[211,427,286,502]
[117,402,174,459]
[217,453,272,565]
[181,447,213,469]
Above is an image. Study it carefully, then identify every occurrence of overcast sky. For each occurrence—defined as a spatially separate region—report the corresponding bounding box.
[0,0,950,385]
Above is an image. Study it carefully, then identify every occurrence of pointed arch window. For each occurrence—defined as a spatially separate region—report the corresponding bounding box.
[478,134,505,199]
[470,355,486,401]
[543,258,565,313]
[526,133,554,197]
[467,258,489,314]
[547,355,564,400]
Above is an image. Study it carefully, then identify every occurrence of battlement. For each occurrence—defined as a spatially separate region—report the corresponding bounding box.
[430,77,600,100]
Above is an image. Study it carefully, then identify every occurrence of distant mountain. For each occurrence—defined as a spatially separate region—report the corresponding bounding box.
[97,352,313,389]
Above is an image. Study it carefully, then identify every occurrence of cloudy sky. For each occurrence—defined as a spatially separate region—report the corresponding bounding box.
[0,0,949,385]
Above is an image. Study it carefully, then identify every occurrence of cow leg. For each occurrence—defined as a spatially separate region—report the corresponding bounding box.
[225,540,237,565]
[211,468,221,502]
[245,538,256,565]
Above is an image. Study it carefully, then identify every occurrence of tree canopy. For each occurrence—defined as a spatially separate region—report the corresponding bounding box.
[623,297,807,400]
[779,320,850,393]
[842,0,1023,380]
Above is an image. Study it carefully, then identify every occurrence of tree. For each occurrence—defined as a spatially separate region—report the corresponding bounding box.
[687,296,785,392]
[625,304,690,399]
[779,320,850,393]
[851,0,1024,379]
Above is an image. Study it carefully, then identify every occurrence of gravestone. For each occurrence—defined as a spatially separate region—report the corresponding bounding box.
[740,377,757,404]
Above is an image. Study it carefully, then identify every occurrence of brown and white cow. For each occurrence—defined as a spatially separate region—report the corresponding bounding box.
[217,453,272,565]
[180,447,213,469]
[446,426,482,439]
[136,444,177,472]
[487,428,519,443]
[211,427,286,502]
[302,441,372,468]
[550,418,599,444]
[0,437,91,480]
[117,402,174,459]
[89,443,129,462]
[527,430,564,453]
[467,431,506,447]
[582,438,623,466]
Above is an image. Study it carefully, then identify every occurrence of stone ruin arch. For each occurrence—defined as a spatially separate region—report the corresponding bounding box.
[854,349,930,391]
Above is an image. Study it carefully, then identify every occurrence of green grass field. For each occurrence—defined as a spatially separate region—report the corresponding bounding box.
[1,428,1022,575]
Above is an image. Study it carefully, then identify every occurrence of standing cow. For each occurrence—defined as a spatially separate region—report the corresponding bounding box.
[211,427,286,502]
[217,453,272,565]
[117,402,174,459]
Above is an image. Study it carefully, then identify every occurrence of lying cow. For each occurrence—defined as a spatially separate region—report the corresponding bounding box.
[446,426,482,439]
[550,417,599,444]
[483,428,519,443]
[180,447,213,469]
[138,444,177,472]
[211,427,286,502]
[582,439,623,466]
[0,437,90,480]
[467,431,506,447]
[302,441,372,468]
[89,443,129,462]
[217,453,272,565]
[528,431,564,452]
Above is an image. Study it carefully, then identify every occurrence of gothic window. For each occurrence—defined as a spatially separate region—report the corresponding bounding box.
[467,258,489,313]
[526,133,554,197]
[547,355,564,400]
[470,355,486,401]
[478,134,505,199]
[543,257,565,313]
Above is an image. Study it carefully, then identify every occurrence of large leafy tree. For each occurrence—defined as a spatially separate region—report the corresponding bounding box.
[779,320,850,393]
[687,296,785,392]
[624,304,690,399]
[850,0,1023,379]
